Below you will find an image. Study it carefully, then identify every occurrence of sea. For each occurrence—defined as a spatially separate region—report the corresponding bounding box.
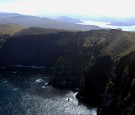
[0,72,96,115]
[79,20,135,31]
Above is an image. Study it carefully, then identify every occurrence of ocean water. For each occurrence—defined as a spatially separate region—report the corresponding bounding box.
[0,74,96,115]
[78,20,135,31]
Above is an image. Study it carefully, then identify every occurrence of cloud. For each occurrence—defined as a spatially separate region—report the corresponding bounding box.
[0,0,135,17]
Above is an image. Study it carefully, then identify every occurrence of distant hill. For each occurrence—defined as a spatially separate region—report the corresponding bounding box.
[16,27,72,35]
[0,24,25,35]
[0,12,101,31]
[56,16,82,23]
[0,23,77,36]
[0,12,22,18]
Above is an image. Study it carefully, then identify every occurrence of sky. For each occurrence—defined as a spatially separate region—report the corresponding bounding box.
[0,0,135,18]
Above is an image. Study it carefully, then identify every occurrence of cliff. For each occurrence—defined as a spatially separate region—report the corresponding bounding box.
[1,29,135,113]
[0,32,74,67]
[97,52,135,115]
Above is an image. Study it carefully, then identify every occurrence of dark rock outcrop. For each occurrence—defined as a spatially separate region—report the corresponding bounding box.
[50,30,109,89]
[98,52,135,115]
[76,56,113,106]
[0,32,74,67]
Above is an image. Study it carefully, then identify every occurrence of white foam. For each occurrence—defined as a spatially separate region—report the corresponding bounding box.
[73,92,78,98]
[35,79,43,83]
[41,86,46,89]
[44,83,48,85]
[41,85,49,89]
[66,98,72,101]
[92,108,97,115]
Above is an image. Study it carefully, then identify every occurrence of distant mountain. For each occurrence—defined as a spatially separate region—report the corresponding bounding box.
[0,12,22,18]
[0,12,101,31]
[16,27,71,35]
[0,23,77,36]
[56,16,82,23]
[0,24,25,35]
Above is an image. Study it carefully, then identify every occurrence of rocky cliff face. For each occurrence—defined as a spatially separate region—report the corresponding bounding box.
[97,52,135,115]
[51,29,135,95]
[76,56,113,106]
[0,32,74,67]
[50,30,115,88]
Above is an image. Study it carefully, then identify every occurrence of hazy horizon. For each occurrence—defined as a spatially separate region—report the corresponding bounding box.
[0,0,135,31]
[0,0,135,19]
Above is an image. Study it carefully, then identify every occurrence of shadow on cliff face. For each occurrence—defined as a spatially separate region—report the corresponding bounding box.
[0,33,72,68]
[76,56,113,107]
[98,52,135,115]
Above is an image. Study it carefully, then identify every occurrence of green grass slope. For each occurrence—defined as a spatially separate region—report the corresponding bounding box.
[0,24,25,35]
[16,27,75,35]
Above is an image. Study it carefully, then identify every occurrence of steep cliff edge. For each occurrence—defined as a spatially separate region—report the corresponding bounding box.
[76,56,113,106]
[97,52,135,115]
[51,29,135,91]
[0,32,74,67]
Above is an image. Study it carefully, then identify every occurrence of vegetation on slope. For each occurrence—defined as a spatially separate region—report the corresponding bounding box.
[0,24,25,35]
[16,27,72,35]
